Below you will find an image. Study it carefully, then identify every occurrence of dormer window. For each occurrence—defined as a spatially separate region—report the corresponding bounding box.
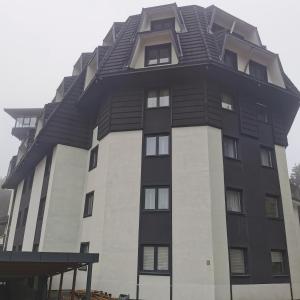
[224,50,238,70]
[151,18,175,31]
[145,44,171,66]
[249,60,268,82]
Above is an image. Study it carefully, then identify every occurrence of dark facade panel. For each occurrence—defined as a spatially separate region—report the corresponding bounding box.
[239,100,259,138]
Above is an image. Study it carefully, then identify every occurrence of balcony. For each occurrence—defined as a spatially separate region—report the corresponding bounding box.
[4,108,42,140]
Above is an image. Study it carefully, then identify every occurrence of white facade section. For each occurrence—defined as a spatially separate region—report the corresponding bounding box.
[22,157,46,251]
[77,129,142,296]
[139,275,170,300]
[275,145,300,299]
[172,126,230,300]
[224,36,286,88]
[6,181,24,250]
[232,283,291,300]
[39,144,88,252]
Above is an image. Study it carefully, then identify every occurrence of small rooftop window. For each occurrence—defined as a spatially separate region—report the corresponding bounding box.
[151,18,175,31]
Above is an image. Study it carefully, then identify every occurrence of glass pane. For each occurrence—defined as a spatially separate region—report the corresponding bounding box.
[271,251,284,274]
[159,89,170,107]
[158,136,169,155]
[230,248,245,274]
[147,90,158,108]
[23,117,31,127]
[157,247,169,271]
[145,188,156,210]
[221,94,234,111]
[147,48,158,65]
[16,118,23,127]
[265,197,278,218]
[158,188,169,209]
[30,117,37,127]
[226,190,241,212]
[146,137,157,156]
[159,46,170,64]
[224,137,237,159]
[261,148,272,167]
[88,194,94,216]
[143,246,155,271]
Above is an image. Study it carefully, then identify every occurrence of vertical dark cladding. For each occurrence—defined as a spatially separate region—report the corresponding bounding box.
[223,93,290,285]
[13,171,34,250]
[32,151,53,249]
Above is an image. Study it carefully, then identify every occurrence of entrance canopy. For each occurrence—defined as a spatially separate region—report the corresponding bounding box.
[0,251,99,280]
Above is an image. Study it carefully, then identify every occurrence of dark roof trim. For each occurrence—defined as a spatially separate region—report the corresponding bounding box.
[4,108,43,119]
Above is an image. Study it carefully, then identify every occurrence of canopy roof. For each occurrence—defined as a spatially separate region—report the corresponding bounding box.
[4,108,42,119]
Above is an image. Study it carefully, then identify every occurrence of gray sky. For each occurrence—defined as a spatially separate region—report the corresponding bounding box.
[0,0,299,177]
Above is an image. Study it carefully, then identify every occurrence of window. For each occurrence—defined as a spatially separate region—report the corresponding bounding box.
[144,187,169,210]
[249,60,268,82]
[79,242,90,271]
[147,89,170,108]
[145,135,169,156]
[89,146,98,171]
[271,251,284,275]
[226,189,242,213]
[257,103,268,123]
[265,196,279,218]
[23,118,31,127]
[83,192,94,218]
[145,44,171,66]
[22,207,28,227]
[12,246,16,252]
[229,248,246,275]
[223,137,238,160]
[224,50,238,70]
[211,23,225,33]
[142,246,169,273]
[221,93,234,111]
[260,147,273,168]
[16,211,22,228]
[151,18,175,31]
[18,245,22,252]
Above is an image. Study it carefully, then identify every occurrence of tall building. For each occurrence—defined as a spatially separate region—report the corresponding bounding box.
[2,3,300,300]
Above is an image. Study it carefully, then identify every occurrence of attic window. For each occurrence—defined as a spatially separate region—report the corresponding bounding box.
[224,50,238,70]
[249,60,268,82]
[151,18,175,31]
[145,44,171,66]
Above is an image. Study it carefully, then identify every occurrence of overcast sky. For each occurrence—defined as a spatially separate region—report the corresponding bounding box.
[0,0,299,177]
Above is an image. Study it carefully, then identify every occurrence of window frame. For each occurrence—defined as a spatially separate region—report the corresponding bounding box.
[270,250,286,275]
[89,145,98,171]
[141,245,170,274]
[221,93,235,111]
[145,43,172,67]
[249,60,268,82]
[79,242,90,271]
[225,188,243,215]
[265,195,280,219]
[223,49,238,70]
[83,192,94,218]
[256,103,269,123]
[223,136,239,160]
[145,134,170,157]
[260,146,274,168]
[143,186,170,211]
[229,247,248,276]
[146,88,170,109]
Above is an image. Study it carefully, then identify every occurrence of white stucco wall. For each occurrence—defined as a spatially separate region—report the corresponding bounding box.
[232,283,291,300]
[22,157,46,251]
[275,145,300,299]
[6,181,24,250]
[139,275,170,300]
[39,144,88,252]
[76,129,142,297]
[172,126,230,300]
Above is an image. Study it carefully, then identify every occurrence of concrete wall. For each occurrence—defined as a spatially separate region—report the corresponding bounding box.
[22,157,46,251]
[6,181,24,250]
[275,145,300,299]
[232,283,291,300]
[172,126,230,300]
[76,129,142,297]
[39,144,88,252]
[139,276,170,300]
